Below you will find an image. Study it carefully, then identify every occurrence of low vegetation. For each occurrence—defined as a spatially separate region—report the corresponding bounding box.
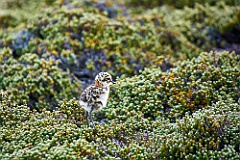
[0,0,239,159]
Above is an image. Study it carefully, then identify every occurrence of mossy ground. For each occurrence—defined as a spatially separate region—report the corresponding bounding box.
[0,0,239,159]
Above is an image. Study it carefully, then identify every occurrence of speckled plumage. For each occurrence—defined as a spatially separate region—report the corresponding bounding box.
[79,72,114,127]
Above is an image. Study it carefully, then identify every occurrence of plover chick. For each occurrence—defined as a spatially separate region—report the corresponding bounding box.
[79,72,115,128]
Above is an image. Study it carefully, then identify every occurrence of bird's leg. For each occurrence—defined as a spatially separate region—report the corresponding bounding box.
[89,108,95,128]
[84,111,89,127]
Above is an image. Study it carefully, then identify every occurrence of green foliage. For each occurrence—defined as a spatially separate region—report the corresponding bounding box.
[107,51,239,120]
[0,48,81,110]
[0,0,58,27]
[150,107,239,159]
[0,13,18,28]
[0,0,239,159]
[1,1,239,79]
[22,4,196,76]
[131,2,240,51]
[1,51,239,159]
[124,0,239,9]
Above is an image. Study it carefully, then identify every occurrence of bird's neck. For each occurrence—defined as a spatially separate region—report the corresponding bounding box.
[95,80,102,87]
[95,81,109,90]
[100,85,109,91]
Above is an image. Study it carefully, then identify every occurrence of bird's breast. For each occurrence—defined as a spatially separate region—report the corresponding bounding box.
[98,89,110,108]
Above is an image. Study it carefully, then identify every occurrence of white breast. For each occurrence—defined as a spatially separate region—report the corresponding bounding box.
[98,87,110,110]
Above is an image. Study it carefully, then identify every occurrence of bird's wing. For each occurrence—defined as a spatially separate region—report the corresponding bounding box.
[80,85,97,104]
[80,85,105,105]
[80,86,90,103]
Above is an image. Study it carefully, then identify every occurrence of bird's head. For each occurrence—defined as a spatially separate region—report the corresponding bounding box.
[95,72,115,88]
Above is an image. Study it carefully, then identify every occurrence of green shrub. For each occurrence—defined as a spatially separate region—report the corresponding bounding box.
[0,0,239,159]
[106,51,239,121]
[0,0,58,27]
[0,0,204,81]
[131,2,240,51]
[124,0,239,9]
[0,48,81,110]
[1,80,239,159]
[2,1,238,81]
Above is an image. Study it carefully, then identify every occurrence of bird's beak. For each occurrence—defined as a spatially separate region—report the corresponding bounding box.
[112,81,116,84]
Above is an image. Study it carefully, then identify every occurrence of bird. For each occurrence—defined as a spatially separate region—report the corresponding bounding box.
[79,72,115,128]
